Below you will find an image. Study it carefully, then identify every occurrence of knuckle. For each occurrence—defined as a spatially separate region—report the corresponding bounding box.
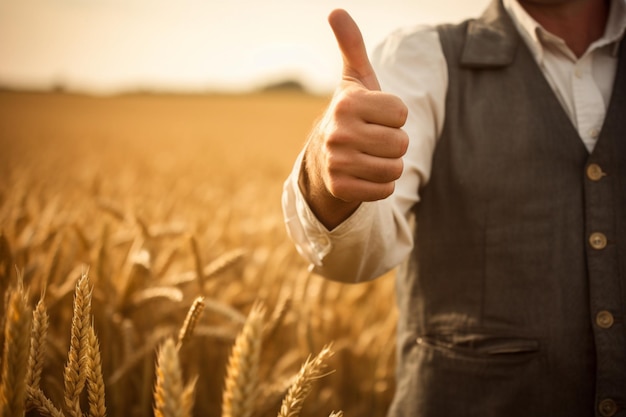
[324,147,345,172]
[333,92,358,118]
[325,154,354,186]
[382,131,407,158]
[382,182,395,198]
[378,159,403,182]
[367,183,394,201]
[396,101,408,124]
[386,95,408,127]
[328,180,353,201]
[325,129,348,147]
[396,130,409,155]
[391,159,404,179]
[385,167,401,183]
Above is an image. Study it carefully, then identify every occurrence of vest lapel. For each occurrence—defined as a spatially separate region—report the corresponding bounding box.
[592,37,626,157]
[458,0,588,153]
[461,0,519,68]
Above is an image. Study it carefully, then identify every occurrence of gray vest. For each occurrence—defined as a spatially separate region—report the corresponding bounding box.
[390,1,626,416]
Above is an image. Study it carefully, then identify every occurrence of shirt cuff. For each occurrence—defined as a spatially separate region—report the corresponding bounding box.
[281,150,373,268]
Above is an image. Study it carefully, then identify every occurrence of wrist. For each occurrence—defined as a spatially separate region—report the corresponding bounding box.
[298,143,360,230]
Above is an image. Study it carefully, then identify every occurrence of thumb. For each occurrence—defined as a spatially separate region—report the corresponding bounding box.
[328,9,381,91]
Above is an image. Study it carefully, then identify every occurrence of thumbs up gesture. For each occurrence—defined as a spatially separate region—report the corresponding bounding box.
[300,9,409,229]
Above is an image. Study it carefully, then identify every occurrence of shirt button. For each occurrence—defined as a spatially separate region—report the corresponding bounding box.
[589,127,600,139]
[313,235,330,248]
[596,310,614,329]
[589,232,608,250]
[599,398,618,417]
[574,68,583,78]
[586,163,606,181]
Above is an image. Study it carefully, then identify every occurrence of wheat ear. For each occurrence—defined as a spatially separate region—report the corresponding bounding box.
[277,344,335,417]
[87,325,106,417]
[26,387,65,417]
[263,294,291,342]
[63,272,92,417]
[203,248,245,280]
[181,376,198,417]
[153,338,184,417]
[221,303,265,417]
[27,297,49,389]
[0,285,32,417]
[177,296,205,350]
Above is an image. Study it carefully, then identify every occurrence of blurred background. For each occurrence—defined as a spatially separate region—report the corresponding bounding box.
[0,0,490,95]
[1,1,494,416]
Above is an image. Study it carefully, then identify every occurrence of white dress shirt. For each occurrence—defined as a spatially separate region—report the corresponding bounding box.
[282,0,626,283]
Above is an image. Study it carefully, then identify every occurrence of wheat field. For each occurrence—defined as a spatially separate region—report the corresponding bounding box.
[0,90,397,417]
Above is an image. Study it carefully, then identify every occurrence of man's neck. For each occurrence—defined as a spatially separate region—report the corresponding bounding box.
[518,0,610,56]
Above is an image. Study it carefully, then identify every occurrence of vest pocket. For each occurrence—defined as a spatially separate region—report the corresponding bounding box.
[389,332,545,417]
[416,332,540,359]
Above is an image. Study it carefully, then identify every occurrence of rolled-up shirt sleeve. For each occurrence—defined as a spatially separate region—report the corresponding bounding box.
[282,26,447,283]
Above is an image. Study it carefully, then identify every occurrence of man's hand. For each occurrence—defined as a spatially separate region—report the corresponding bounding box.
[300,9,409,229]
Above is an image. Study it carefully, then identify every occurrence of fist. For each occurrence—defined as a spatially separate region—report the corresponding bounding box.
[310,9,409,204]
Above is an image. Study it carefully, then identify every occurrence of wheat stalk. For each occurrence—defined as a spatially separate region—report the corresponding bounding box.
[95,198,126,221]
[72,223,90,251]
[118,237,149,305]
[0,285,31,417]
[189,235,205,289]
[221,302,266,417]
[0,232,12,280]
[44,237,62,287]
[277,344,335,417]
[87,325,106,417]
[135,215,152,239]
[177,296,205,350]
[108,327,173,385]
[153,338,184,417]
[63,272,92,417]
[120,318,136,362]
[155,246,180,277]
[27,297,49,389]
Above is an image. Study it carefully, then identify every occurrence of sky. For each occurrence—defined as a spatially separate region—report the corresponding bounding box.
[0,0,490,95]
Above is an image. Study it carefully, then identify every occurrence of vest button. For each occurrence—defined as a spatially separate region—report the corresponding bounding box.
[589,232,608,250]
[596,310,614,329]
[586,163,606,181]
[599,398,618,417]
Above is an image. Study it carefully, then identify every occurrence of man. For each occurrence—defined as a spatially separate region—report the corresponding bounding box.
[282,0,626,415]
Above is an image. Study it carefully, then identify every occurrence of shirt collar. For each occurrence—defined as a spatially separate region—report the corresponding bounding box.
[502,0,626,61]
